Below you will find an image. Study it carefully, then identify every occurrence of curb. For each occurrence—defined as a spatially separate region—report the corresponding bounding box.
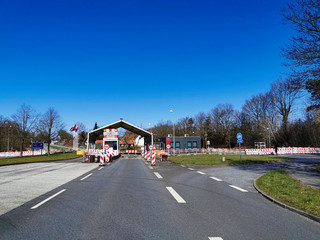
[253,176,320,223]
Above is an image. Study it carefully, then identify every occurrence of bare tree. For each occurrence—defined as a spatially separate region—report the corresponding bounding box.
[281,0,320,109]
[11,104,39,156]
[271,77,301,145]
[210,104,235,148]
[38,108,64,155]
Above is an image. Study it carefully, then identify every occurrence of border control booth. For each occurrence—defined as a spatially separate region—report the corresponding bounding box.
[86,120,152,159]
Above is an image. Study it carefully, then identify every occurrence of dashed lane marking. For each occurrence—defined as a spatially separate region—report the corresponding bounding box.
[148,166,154,170]
[229,185,248,192]
[107,163,111,165]
[208,237,223,240]
[180,165,186,167]
[197,171,206,175]
[31,189,66,209]
[166,187,186,203]
[98,167,104,170]
[154,172,163,179]
[188,168,194,170]
[81,173,93,181]
[210,176,222,182]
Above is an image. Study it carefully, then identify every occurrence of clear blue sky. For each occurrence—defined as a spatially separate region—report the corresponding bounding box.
[0,0,292,131]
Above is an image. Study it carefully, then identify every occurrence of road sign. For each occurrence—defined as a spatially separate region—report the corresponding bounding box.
[237,133,243,140]
[149,145,154,150]
[153,145,157,150]
[237,140,243,143]
[105,144,110,150]
[166,144,171,149]
[166,138,171,144]
[32,142,44,150]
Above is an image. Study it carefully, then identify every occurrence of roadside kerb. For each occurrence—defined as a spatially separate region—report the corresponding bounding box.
[253,175,320,223]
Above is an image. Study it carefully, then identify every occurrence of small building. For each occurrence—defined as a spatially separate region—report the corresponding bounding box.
[158,135,201,150]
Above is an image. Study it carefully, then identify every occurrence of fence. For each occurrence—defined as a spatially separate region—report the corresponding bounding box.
[0,148,65,158]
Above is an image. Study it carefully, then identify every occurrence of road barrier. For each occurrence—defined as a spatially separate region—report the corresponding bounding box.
[0,149,63,158]
[99,152,105,166]
[147,151,151,162]
[151,151,156,166]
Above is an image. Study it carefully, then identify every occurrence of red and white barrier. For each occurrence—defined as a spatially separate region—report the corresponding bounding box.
[147,151,151,162]
[99,152,105,166]
[151,151,156,166]
[126,150,138,153]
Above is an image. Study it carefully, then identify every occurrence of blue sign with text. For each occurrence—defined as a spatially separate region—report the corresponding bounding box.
[237,133,242,140]
[32,142,44,150]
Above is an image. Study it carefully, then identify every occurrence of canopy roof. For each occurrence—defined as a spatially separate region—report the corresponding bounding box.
[88,120,151,139]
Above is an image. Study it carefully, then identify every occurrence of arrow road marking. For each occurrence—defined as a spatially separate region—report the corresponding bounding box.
[31,189,66,209]
[166,187,186,203]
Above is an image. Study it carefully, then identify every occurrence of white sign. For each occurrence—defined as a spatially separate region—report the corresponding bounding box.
[105,144,110,150]
[166,144,171,149]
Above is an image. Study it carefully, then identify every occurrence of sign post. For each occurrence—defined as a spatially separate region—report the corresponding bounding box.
[166,138,171,155]
[237,133,243,162]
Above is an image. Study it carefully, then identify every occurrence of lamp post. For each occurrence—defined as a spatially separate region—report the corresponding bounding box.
[170,109,175,154]
[7,125,12,152]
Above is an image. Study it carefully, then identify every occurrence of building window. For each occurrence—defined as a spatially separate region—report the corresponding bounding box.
[187,141,192,149]
[193,141,197,149]
[176,142,180,149]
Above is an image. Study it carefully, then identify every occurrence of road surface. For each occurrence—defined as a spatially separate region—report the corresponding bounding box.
[1,157,319,240]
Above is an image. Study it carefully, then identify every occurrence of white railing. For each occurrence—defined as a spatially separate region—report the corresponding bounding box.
[0,148,64,158]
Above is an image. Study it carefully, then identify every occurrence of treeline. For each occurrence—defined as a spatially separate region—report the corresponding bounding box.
[152,77,320,148]
[0,104,87,155]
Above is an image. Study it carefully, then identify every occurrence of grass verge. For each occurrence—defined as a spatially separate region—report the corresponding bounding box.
[256,169,320,217]
[313,163,320,172]
[0,152,78,166]
[169,154,290,165]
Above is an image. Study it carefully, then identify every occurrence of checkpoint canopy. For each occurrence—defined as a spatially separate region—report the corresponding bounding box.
[86,119,152,150]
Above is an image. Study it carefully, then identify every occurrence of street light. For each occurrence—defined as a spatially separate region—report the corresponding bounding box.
[170,109,175,154]
[7,125,12,152]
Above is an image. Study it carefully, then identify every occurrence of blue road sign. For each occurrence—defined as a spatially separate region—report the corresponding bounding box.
[237,133,242,140]
[237,139,243,143]
[32,142,44,150]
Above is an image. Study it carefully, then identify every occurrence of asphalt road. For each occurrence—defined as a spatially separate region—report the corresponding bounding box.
[1,157,320,240]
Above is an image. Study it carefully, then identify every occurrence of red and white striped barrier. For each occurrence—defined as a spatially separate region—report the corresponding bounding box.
[105,153,110,163]
[151,151,156,166]
[145,151,148,160]
[141,150,144,158]
[126,150,139,153]
[147,151,151,162]
[99,152,105,166]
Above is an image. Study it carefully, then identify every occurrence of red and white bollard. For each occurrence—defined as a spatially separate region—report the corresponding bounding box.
[105,153,110,163]
[151,151,156,166]
[88,154,91,163]
[147,151,151,162]
[99,152,105,166]
[142,150,144,158]
[145,151,148,160]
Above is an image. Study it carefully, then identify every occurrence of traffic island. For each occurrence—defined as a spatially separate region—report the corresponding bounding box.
[254,169,320,223]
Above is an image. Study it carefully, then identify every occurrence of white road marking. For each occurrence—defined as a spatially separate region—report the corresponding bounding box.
[154,172,163,179]
[208,237,223,240]
[31,189,66,209]
[81,173,93,181]
[188,168,194,170]
[197,171,205,175]
[107,163,111,165]
[180,165,186,167]
[166,187,186,203]
[210,176,222,182]
[148,166,154,169]
[98,167,104,170]
[229,185,248,192]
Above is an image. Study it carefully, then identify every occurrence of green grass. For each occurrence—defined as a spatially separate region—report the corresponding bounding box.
[0,152,78,166]
[169,154,290,165]
[313,164,320,172]
[256,169,320,217]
